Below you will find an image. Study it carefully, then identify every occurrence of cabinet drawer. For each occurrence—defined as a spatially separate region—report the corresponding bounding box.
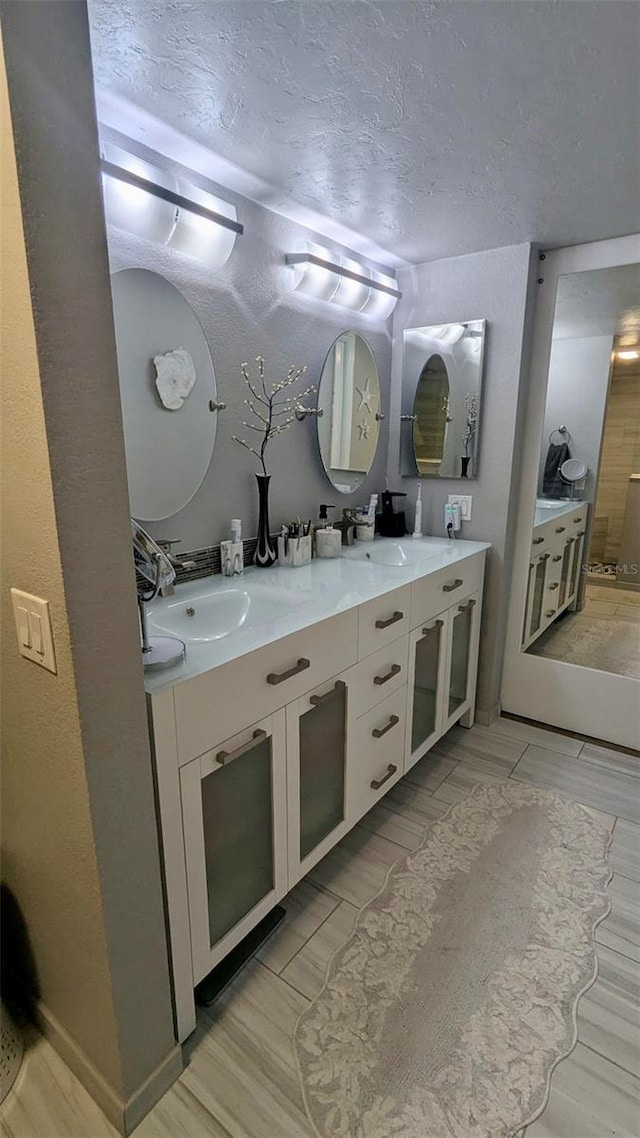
[358,585,411,660]
[174,610,358,763]
[347,687,406,824]
[346,635,409,720]
[410,552,485,628]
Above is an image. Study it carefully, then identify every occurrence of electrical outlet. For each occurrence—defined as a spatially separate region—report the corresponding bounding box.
[448,494,473,522]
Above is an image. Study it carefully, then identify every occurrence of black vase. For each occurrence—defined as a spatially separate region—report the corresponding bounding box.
[254,473,277,568]
[460,455,471,478]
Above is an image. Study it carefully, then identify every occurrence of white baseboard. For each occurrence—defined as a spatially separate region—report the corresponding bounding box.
[37,1001,182,1134]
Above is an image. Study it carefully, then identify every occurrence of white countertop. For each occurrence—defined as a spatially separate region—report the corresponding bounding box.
[143,536,490,694]
[534,499,585,527]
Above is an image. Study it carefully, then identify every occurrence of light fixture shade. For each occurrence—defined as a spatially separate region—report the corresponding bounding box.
[617,349,639,360]
[101,144,177,245]
[331,256,371,311]
[290,243,342,301]
[167,184,238,267]
[287,247,400,318]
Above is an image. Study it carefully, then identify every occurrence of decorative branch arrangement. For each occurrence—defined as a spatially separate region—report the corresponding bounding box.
[232,356,313,476]
[462,392,479,456]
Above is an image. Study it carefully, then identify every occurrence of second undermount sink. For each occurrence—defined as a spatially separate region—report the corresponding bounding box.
[148,584,309,642]
[346,539,446,568]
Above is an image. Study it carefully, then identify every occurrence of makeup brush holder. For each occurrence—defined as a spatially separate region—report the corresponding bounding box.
[220,540,244,577]
[278,533,312,568]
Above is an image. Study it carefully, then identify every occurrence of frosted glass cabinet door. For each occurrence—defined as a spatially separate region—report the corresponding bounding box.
[287,676,349,884]
[181,712,287,984]
[406,615,447,770]
[443,592,481,731]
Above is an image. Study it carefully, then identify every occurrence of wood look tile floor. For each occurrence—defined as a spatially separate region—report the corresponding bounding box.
[2,716,639,1138]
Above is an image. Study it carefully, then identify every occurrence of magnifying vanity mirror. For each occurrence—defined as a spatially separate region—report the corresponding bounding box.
[111,268,220,520]
[400,320,486,479]
[317,331,381,493]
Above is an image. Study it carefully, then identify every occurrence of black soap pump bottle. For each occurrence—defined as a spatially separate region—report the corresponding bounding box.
[376,491,407,537]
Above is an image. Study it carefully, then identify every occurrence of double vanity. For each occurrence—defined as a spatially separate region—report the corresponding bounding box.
[144,535,488,1039]
[523,500,588,649]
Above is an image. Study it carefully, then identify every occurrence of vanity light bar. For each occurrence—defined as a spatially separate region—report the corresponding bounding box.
[285,253,402,299]
[99,159,244,236]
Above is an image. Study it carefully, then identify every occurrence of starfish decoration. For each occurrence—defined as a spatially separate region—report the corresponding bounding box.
[356,376,374,414]
[357,420,371,440]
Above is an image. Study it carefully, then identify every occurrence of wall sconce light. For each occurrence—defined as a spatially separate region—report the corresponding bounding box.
[616,349,639,361]
[100,145,242,268]
[286,245,401,318]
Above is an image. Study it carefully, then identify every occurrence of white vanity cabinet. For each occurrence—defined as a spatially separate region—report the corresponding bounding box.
[146,541,487,1042]
[523,504,587,648]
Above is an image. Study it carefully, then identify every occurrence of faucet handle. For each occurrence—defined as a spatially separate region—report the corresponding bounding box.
[156,538,181,552]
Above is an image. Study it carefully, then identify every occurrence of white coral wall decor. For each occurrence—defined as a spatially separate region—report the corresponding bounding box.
[153,347,197,410]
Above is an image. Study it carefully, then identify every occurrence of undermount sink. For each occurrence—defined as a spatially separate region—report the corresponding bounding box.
[536,498,582,508]
[346,539,446,568]
[148,584,309,642]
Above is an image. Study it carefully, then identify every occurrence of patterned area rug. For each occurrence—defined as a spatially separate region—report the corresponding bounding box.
[295,781,612,1138]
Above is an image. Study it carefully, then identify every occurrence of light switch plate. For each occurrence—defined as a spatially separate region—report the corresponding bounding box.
[448,494,473,522]
[10,588,57,673]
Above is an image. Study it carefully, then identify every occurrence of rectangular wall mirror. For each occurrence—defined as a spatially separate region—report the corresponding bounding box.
[400,319,486,479]
[522,262,639,678]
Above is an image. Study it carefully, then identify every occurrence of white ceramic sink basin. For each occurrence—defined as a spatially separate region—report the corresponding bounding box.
[149,585,309,642]
[346,539,446,568]
[536,498,582,508]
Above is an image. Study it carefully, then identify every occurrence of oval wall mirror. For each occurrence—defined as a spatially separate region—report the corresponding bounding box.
[111,268,218,521]
[412,354,451,476]
[316,331,381,494]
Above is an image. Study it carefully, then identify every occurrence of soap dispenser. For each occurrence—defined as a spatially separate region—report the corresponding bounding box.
[376,491,407,537]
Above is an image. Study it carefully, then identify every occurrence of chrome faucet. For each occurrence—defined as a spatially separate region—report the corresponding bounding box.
[336,509,358,546]
[156,539,197,596]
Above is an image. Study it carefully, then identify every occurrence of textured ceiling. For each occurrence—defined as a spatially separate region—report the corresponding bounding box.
[88,0,640,265]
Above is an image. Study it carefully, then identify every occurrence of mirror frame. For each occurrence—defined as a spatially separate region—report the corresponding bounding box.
[502,235,639,749]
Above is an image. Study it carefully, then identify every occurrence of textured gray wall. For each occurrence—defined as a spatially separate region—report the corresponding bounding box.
[2,0,176,1112]
[103,129,394,551]
[388,244,537,716]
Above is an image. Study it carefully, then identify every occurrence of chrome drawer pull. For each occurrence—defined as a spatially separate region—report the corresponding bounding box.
[549,582,559,590]
[458,598,477,612]
[555,526,566,533]
[422,618,444,635]
[370,763,398,790]
[576,530,585,537]
[574,516,583,523]
[442,578,463,592]
[217,729,267,766]
[540,553,551,561]
[545,610,556,618]
[374,664,402,686]
[532,537,544,546]
[266,657,310,685]
[552,555,562,562]
[375,610,404,629]
[310,680,346,706]
[372,714,400,739]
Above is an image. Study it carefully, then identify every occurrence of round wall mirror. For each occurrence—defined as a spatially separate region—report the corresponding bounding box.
[316,331,381,494]
[111,269,218,521]
[412,354,451,476]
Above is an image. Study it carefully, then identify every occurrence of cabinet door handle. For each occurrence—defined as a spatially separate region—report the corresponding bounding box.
[532,537,545,545]
[458,598,477,612]
[540,553,550,561]
[549,582,559,590]
[217,728,267,766]
[574,517,583,523]
[374,664,402,686]
[576,530,585,537]
[310,679,346,706]
[372,714,400,739]
[266,657,310,685]
[422,618,444,635]
[552,555,562,562]
[370,763,398,790]
[545,610,556,618]
[555,526,566,533]
[442,578,463,592]
[375,610,404,629]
